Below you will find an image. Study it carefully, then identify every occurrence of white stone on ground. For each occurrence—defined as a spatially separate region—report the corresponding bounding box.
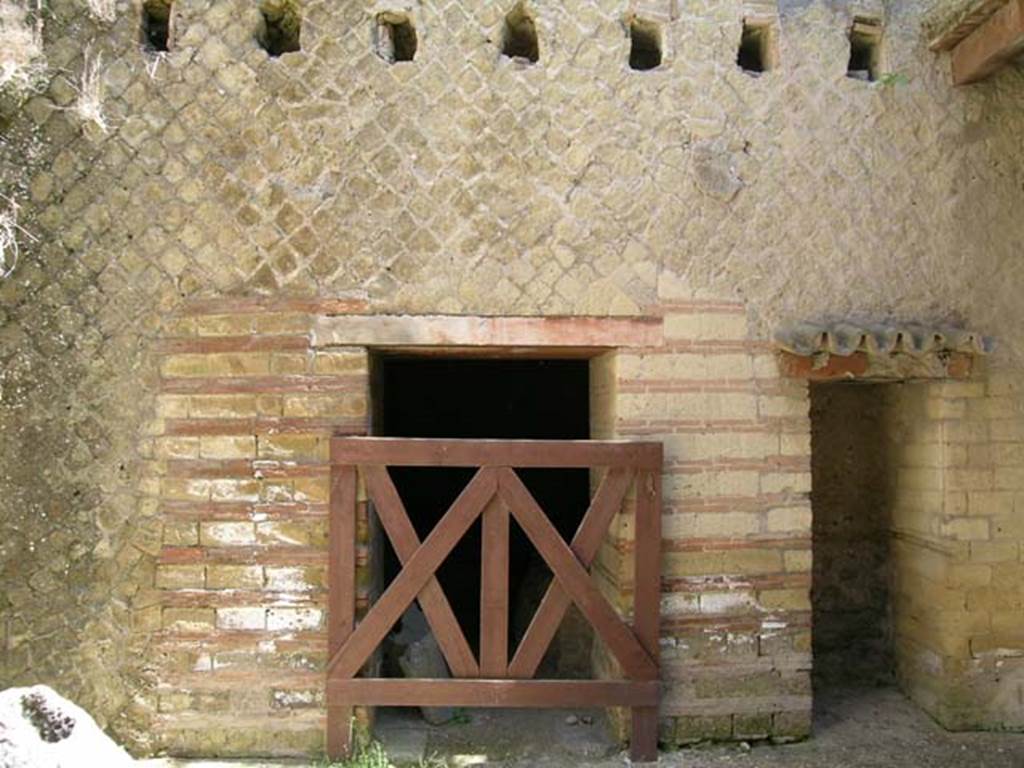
[0,685,133,768]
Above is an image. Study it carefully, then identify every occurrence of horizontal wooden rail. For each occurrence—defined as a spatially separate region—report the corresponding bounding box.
[328,679,661,708]
[331,437,662,469]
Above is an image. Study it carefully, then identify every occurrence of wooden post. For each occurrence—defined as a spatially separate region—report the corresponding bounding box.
[327,465,357,759]
[480,498,510,677]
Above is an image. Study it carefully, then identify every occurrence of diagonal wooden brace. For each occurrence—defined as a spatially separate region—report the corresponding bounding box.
[363,466,479,677]
[496,468,658,681]
[508,467,634,679]
[327,467,498,680]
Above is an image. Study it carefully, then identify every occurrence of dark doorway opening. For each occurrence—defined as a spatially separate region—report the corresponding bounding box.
[371,354,592,677]
[810,382,895,695]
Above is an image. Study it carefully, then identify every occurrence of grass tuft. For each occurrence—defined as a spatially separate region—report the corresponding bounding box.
[86,0,116,23]
[70,46,109,134]
[322,737,449,768]
[0,195,36,279]
[0,0,47,97]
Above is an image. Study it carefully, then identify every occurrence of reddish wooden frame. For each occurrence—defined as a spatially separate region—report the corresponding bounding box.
[327,437,663,762]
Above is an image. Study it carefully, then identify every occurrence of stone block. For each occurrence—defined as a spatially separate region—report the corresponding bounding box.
[663,312,748,342]
[199,436,257,459]
[257,434,327,461]
[758,588,810,611]
[941,517,990,541]
[694,512,760,537]
[766,506,811,532]
[282,393,367,418]
[156,565,205,589]
[200,522,257,546]
[155,437,200,459]
[163,521,199,546]
[783,550,812,572]
[264,566,325,592]
[256,520,328,546]
[672,714,733,744]
[267,608,323,631]
[270,352,310,374]
[733,713,772,740]
[163,608,216,631]
[313,349,369,374]
[970,541,1019,564]
[207,565,263,590]
[771,710,811,741]
[216,607,266,630]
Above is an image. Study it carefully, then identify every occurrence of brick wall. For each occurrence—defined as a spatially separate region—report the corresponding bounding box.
[598,294,813,746]
[887,367,1024,731]
[142,297,819,755]
[142,297,1019,756]
[143,298,370,756]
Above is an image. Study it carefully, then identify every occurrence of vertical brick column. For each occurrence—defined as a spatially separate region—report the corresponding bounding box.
[889,366,1024,730]
[598,298,813,745]
[143,299,370,756]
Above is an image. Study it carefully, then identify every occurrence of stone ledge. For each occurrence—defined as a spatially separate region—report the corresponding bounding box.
[312,314,664,350]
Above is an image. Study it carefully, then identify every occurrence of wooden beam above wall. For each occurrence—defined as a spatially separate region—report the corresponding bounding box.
[929,0,1008,51]
[952,0,1024,84]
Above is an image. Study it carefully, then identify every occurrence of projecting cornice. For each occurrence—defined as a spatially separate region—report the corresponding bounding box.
[774,323,992,381]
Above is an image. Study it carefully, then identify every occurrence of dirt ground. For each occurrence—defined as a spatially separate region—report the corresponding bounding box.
[142,685,1024,768]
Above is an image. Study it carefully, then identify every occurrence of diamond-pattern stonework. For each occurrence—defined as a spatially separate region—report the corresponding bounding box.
[0,0,1023,758]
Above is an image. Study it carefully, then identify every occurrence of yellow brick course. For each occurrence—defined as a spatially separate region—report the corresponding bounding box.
[312,349,369,375]
[207,565,264,590]
[199,522,257,547]
[766,506,812,533]
[257,435,328,461]
[663,312,749,342]
[161,353,272,378]
[199,436,257,459]
[156,565,205,589]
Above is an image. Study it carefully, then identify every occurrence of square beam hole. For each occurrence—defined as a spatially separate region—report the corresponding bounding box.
[377,12,418,63]
[848,18,882,81]
[502,2,539,63]
[737,20,774,74]
[629,18,662,71]
[141,0,172,52]
[258,0,301,57]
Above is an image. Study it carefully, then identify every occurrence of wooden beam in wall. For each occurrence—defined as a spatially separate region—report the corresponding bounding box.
[930,0,1008,51]
[952,0,1024,85]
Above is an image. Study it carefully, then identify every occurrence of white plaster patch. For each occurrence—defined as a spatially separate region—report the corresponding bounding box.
[699,591,760,614]
[216,607,265,630]
[267,608,322,631]
[265,567,316,592]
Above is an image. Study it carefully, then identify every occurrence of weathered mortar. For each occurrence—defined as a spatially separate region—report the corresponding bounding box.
[0,0,1021,756]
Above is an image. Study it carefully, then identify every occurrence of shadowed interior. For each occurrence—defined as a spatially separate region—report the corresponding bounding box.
[371,355,592,673]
